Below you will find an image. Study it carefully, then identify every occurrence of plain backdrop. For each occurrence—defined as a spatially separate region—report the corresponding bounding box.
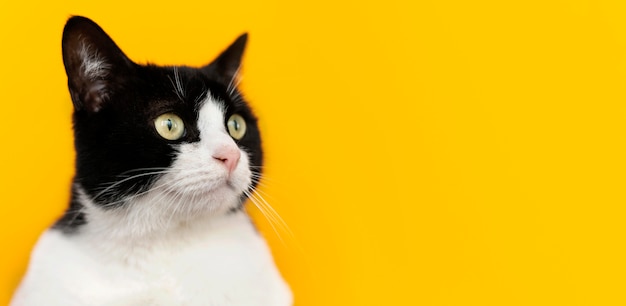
[1,0,626,305]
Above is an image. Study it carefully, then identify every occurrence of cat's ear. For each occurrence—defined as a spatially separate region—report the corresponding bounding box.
[62,16,134,112]
[202,33,248,86]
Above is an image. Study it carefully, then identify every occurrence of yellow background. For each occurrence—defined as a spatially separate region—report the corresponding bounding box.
[1,0,626,305]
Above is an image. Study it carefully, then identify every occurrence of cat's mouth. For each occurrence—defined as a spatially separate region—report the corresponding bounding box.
[165,172,246,197]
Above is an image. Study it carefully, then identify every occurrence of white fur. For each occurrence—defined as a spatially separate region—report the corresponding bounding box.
[79,41,110,81]
[11,96,292,306]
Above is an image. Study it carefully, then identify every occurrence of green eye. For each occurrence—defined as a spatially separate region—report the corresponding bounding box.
[154,113,185,140]
[227,114,247,140]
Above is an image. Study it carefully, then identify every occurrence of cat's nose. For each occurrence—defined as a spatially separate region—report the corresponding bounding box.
[212,143,241,173]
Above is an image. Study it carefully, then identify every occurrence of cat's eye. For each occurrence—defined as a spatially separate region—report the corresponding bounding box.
[227,114,247,140]
[154,113,185,140]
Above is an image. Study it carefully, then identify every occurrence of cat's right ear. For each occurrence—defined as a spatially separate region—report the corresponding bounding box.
[62,16,134,113]
[202,33,248,86]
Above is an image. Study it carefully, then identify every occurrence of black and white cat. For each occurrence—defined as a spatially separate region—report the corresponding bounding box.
[11,16,292,306]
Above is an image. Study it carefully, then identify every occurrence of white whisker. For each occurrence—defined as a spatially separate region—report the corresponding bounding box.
[174,67,185,100]
[250,189,294,239]
[226,64,242,96]
[244,190,287,246]
[92,170,174,202]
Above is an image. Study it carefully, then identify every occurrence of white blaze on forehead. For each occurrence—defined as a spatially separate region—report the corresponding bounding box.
[197,95,227,134]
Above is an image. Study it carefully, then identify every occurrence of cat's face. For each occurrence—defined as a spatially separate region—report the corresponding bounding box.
[58,17,262,232]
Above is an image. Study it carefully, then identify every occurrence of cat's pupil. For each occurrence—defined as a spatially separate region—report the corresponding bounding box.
[233,121,239,130]
[166,119,173,131]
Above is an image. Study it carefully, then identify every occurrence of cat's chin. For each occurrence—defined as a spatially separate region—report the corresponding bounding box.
[76,182,243,240]
[154,180,242,210]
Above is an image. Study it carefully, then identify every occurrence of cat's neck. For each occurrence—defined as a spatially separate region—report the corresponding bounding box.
[67,185,250,259]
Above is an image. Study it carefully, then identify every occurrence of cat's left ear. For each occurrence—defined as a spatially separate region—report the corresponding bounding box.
[62,16,135,112]
[202,33,248,86]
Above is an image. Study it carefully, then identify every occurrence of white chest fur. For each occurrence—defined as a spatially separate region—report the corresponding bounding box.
[11,212,292,306]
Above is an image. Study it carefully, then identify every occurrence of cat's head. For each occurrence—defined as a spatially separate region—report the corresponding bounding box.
[58,16,262,234]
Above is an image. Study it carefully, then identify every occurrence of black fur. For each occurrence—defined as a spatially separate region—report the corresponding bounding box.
[53,186,87,233]
[55,16,262,231]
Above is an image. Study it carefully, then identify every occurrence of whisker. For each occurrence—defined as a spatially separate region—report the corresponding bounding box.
[174,67,186,100]
[250,189,294,239]
[251,186,276,201]
[226,64,242,96]
[98,179,176,209]
[118,167,174,176]
[92,170,172,201]
[194,88,207,104]
[250,172,271,181]
[244,189,288,246]
[250,178,270,190]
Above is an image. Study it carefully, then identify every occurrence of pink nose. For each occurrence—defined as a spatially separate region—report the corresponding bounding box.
[212,144,241,173]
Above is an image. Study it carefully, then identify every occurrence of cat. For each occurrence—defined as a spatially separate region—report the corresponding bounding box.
[10,16,292,306]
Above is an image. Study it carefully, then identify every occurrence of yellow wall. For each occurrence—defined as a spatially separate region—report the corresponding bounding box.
[2,1,626,305]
